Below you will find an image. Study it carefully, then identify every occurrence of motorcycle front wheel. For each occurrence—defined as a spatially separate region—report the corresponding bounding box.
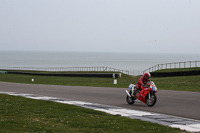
[126,90,134,104]
[146,93,157,107]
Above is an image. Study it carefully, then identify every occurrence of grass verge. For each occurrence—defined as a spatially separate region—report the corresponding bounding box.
[151,75,200,92]
[153,67,200,73]
[1,71,200,92]
[150,67,200,92]
[0,94,183,132]
[0,72,138,88]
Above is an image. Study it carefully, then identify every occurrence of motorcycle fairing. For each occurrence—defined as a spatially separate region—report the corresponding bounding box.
[137,89,150,103]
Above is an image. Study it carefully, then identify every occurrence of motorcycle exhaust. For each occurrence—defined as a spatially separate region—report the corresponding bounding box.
[125,90,131,97]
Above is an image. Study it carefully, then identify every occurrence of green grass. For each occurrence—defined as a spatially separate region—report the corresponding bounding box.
[0,70,195,132]
[1,70,200,92]
[0,72,138,88]
[150,67,200,92]
[151,75,200,92]
[0,94,183,132]
[154,67,200,73]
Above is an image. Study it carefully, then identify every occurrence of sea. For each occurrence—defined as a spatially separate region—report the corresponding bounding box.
[0,51,200,75]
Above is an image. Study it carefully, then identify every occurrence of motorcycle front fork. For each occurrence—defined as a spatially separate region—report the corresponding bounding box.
[131,87,137,96]
[148,93,150,100]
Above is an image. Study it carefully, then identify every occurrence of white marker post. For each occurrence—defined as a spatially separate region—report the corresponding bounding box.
[114,79,117,84]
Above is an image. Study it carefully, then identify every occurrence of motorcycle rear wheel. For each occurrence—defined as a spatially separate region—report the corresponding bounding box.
[146,93,157,107]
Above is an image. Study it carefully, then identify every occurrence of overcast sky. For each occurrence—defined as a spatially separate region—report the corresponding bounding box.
[0,0,200,54]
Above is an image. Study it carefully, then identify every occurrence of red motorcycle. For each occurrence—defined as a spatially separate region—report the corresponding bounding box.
[125,81,158,107]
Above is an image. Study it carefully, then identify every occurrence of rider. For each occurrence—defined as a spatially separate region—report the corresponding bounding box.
[135,72,151,91]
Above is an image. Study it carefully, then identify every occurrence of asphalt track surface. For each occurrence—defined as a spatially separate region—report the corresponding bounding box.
[0,82,200,121]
